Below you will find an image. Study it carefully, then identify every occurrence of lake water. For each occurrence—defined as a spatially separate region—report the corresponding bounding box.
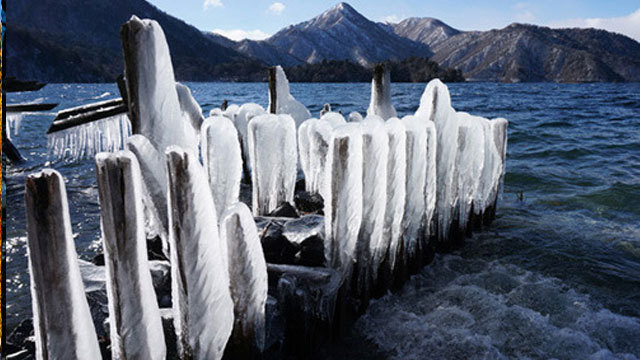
[5,82,640,359]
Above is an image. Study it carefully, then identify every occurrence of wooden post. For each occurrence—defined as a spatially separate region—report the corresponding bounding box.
[268,67,277,114]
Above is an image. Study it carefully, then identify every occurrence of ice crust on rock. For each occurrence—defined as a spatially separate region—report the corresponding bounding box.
[324,123,363,276]
[126,134,169,257]
[416,79,459,241]
[220,203,268,357]
[367,66,397,120]
[121,16,197,155]
[95,151,165,360]
[25,169,102,360]
[166,147,234,360]
[357,115,389,291]
[202,116,243,221]
[269,66,311,127]
[402,116,428,268]
[248,114,297,216]
[382,118,407,276]
[455,113,485,231]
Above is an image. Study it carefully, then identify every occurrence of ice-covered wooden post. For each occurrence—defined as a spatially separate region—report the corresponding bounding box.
[324,123,363,278]
[401,116,428,276]
[220,203,268,358]
[248,114,297,216]
[306,119,333,196]
[95,151,165,360]
[267,66,311,127]
[455,114,485,234]
[377,117,406,293]
[166,147,234,360]
[367,64,397,120]
[202,116,243,221]
[25,169,101,360]
[415,79,459,242]
[354,116,388,306]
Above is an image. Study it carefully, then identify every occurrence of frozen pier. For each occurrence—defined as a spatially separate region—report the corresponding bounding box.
[15,16,508,360]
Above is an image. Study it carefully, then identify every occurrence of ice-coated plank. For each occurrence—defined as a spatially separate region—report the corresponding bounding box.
[348,111,364,123]
[25,169,101,360]
[95,151,165,360]
[220,203,268,357]
[121,16,197,155]
[455,113,485,231]
[382,117,407,275]
[402,116,428,267]
[201,116,243,221]
[269,66,311,127]
[248,114,297,216]
[415,79,459,241]
[358,115,389,290]
[175,82,205,133]
[324,123,363,277]
[367,65,397,120]
[307,119,333,196]
[166,147,234,360]
[234,103,267,169]
[321,112,347,128]
[126,134,169,257]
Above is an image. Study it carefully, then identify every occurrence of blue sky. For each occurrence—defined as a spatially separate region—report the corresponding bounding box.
[147,0,640,41]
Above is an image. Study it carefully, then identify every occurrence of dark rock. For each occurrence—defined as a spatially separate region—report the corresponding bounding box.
[295,178,306,193]
[160,309,178,359]
[294,191,324,214]
[149,260,172,308]
[147,236,168,261]
[268,202,299,218]
[92,253,105,266]
[296,235,325,267]
[257,219,298,264]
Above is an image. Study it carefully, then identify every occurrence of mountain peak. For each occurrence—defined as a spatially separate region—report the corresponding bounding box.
[332,2,357,14]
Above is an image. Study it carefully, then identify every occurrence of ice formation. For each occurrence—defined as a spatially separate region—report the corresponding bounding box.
[381,117,407,279]
[491,118,509,205]
[474,118,502,216]
[321,111,347,128]
[201,116,243,221]
[424,121,437,238]
[126,135,169,257]
[176,82,205,134]
[401,116,428,270]
[223,104,241,122]
[6,113,23,139]
[367,65,397,120]
[121,16,196,155]
[47,114,131,160]
[220,203,268,357]
[320,103,332,116]
[269,66,311,127]
[356,115,389,295]
[348,111,364,123]
[95,151,165,360]
[415,79,459,241]
[298,118,315,190]
[234,103,267,171]
[166,147,234,359]
[248,114,297,215]
[24,169,101,359]
[306,119,333,196]
[324,123,363,277]
[455,113,485,232]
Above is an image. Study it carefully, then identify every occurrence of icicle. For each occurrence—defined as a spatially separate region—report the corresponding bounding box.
[95,151,165,360]
[324,123,363,277]
[298,118,316,190]
[307,119,333,196]
[424,121,437,238]
[381,117,406,283]
[474,118,502,216]
[201,116,243,221]
[248,114,297,216]
[234,103,267,171]
[25,169,101,360]
[46,114,131,161]
[220,203,268,358]
[6,113,24,139]
[166,147,234,360]
[355,115,388,302]
[402,115,428,271]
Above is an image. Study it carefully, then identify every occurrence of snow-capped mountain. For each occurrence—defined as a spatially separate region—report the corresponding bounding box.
[234,2,430,67]
[390,17,462,48]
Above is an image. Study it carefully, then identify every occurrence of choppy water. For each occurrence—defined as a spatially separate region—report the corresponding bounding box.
[5,82,640,359]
